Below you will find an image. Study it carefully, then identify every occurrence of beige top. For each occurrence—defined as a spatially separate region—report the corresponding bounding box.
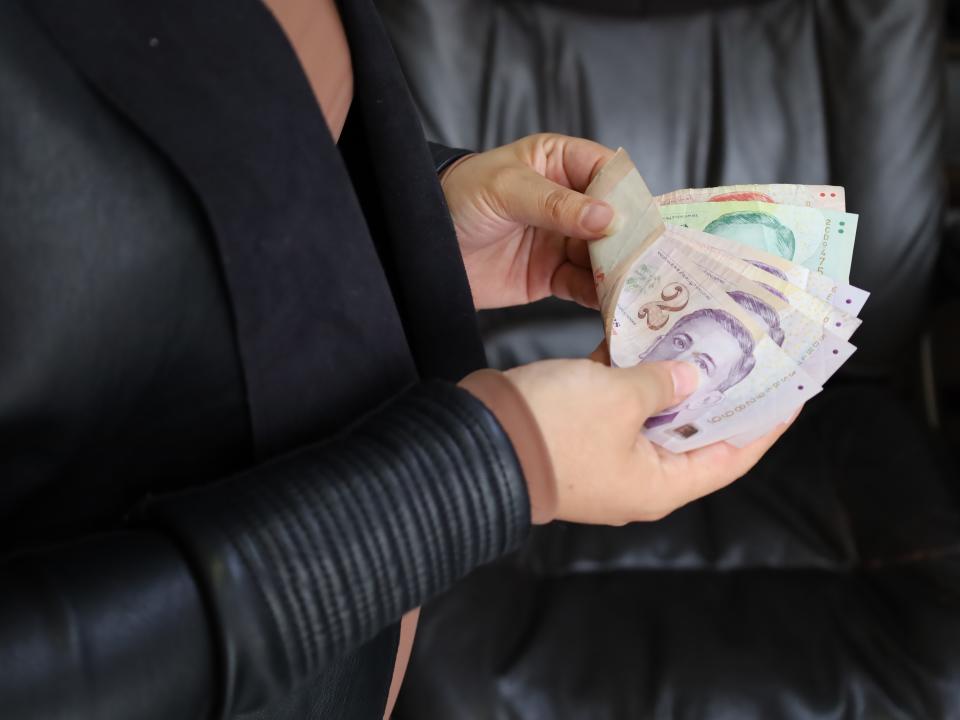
[262,0,353,140]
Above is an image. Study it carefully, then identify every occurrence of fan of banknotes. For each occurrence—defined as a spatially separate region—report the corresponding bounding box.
[585,149,869,452]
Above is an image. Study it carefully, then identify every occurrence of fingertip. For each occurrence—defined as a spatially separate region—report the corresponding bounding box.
[668,361,700,400]
[579,201,616,236]
[601,212,623,237]
[625,360,697,416]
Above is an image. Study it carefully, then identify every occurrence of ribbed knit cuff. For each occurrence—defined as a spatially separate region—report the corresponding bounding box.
[142,381,530,716]
[459,369,558,525]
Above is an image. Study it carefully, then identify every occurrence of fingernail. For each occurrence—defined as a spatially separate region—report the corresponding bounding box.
[670,362,700,398]
[580,202,616,235]
[606,213,624,235]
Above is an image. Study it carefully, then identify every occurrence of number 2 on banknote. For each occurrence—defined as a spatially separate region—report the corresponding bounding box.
[637,283,690,330]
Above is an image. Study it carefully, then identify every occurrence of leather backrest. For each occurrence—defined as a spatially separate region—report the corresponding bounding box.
[381,0,945,375]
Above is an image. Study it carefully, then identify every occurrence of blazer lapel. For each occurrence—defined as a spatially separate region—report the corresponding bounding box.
[24,0,418,458]
[335,0,488,381]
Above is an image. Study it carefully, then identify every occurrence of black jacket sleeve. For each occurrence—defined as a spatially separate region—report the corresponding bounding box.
[0,6,530,716]
[428,142,474,175]
[0,381,530,719]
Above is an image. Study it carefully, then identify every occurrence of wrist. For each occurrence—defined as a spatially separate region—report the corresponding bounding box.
[458,369,558,524]
[439,152,477,190]
[428,142,476,177]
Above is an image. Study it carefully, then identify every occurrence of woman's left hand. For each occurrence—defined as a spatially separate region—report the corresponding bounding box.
[441,133,618,311]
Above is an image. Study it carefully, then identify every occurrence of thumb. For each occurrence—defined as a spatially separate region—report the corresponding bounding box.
[499,168,618,238]
[621,361,701,417]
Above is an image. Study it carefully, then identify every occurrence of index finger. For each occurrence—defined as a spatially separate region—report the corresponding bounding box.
[549,136,617,192]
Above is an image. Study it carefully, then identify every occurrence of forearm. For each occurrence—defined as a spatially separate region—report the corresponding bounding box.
[0,381,531,718]
[146,380,530,713]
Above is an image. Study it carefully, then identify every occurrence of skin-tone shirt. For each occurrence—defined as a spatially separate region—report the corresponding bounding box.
[258,1,414,717]
[264,0,353,140]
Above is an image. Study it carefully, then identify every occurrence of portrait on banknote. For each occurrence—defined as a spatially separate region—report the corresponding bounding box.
[703,211,797,261]
[746,259,790,282]
[726,290,786,348]
[641,307,757,429]
[708,191,775,203]
[585,149,854,450]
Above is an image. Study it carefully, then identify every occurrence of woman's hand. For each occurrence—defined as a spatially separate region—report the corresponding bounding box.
[505,357,798,525]
[441,133,617,310]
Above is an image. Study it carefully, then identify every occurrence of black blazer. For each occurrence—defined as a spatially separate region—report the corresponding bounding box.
[0,1,531,717]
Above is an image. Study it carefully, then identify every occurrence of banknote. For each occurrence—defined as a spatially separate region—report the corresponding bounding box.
[658,201,858,283]
[664,225,870,316]
[584,148,665,333]
[669,228,862,343]
[583,148,863,451]
[657,183,846,212]
[611,233,822,451]
[669,229,857,385]
[648,230,859,448]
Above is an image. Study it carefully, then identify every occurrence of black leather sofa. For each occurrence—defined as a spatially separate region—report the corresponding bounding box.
[381,1,960,718]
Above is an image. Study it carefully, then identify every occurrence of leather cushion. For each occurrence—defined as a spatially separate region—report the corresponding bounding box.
[396,386,960,719]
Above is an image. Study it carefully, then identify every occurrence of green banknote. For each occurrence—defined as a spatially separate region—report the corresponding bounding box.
[583,148,863,451]
[658,201,858,283]
[671,230,857,386]
[665,225,870,316]
[667,226,864,339]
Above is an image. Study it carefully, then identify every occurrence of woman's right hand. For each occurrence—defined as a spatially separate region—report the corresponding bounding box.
[504,357,798,526]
